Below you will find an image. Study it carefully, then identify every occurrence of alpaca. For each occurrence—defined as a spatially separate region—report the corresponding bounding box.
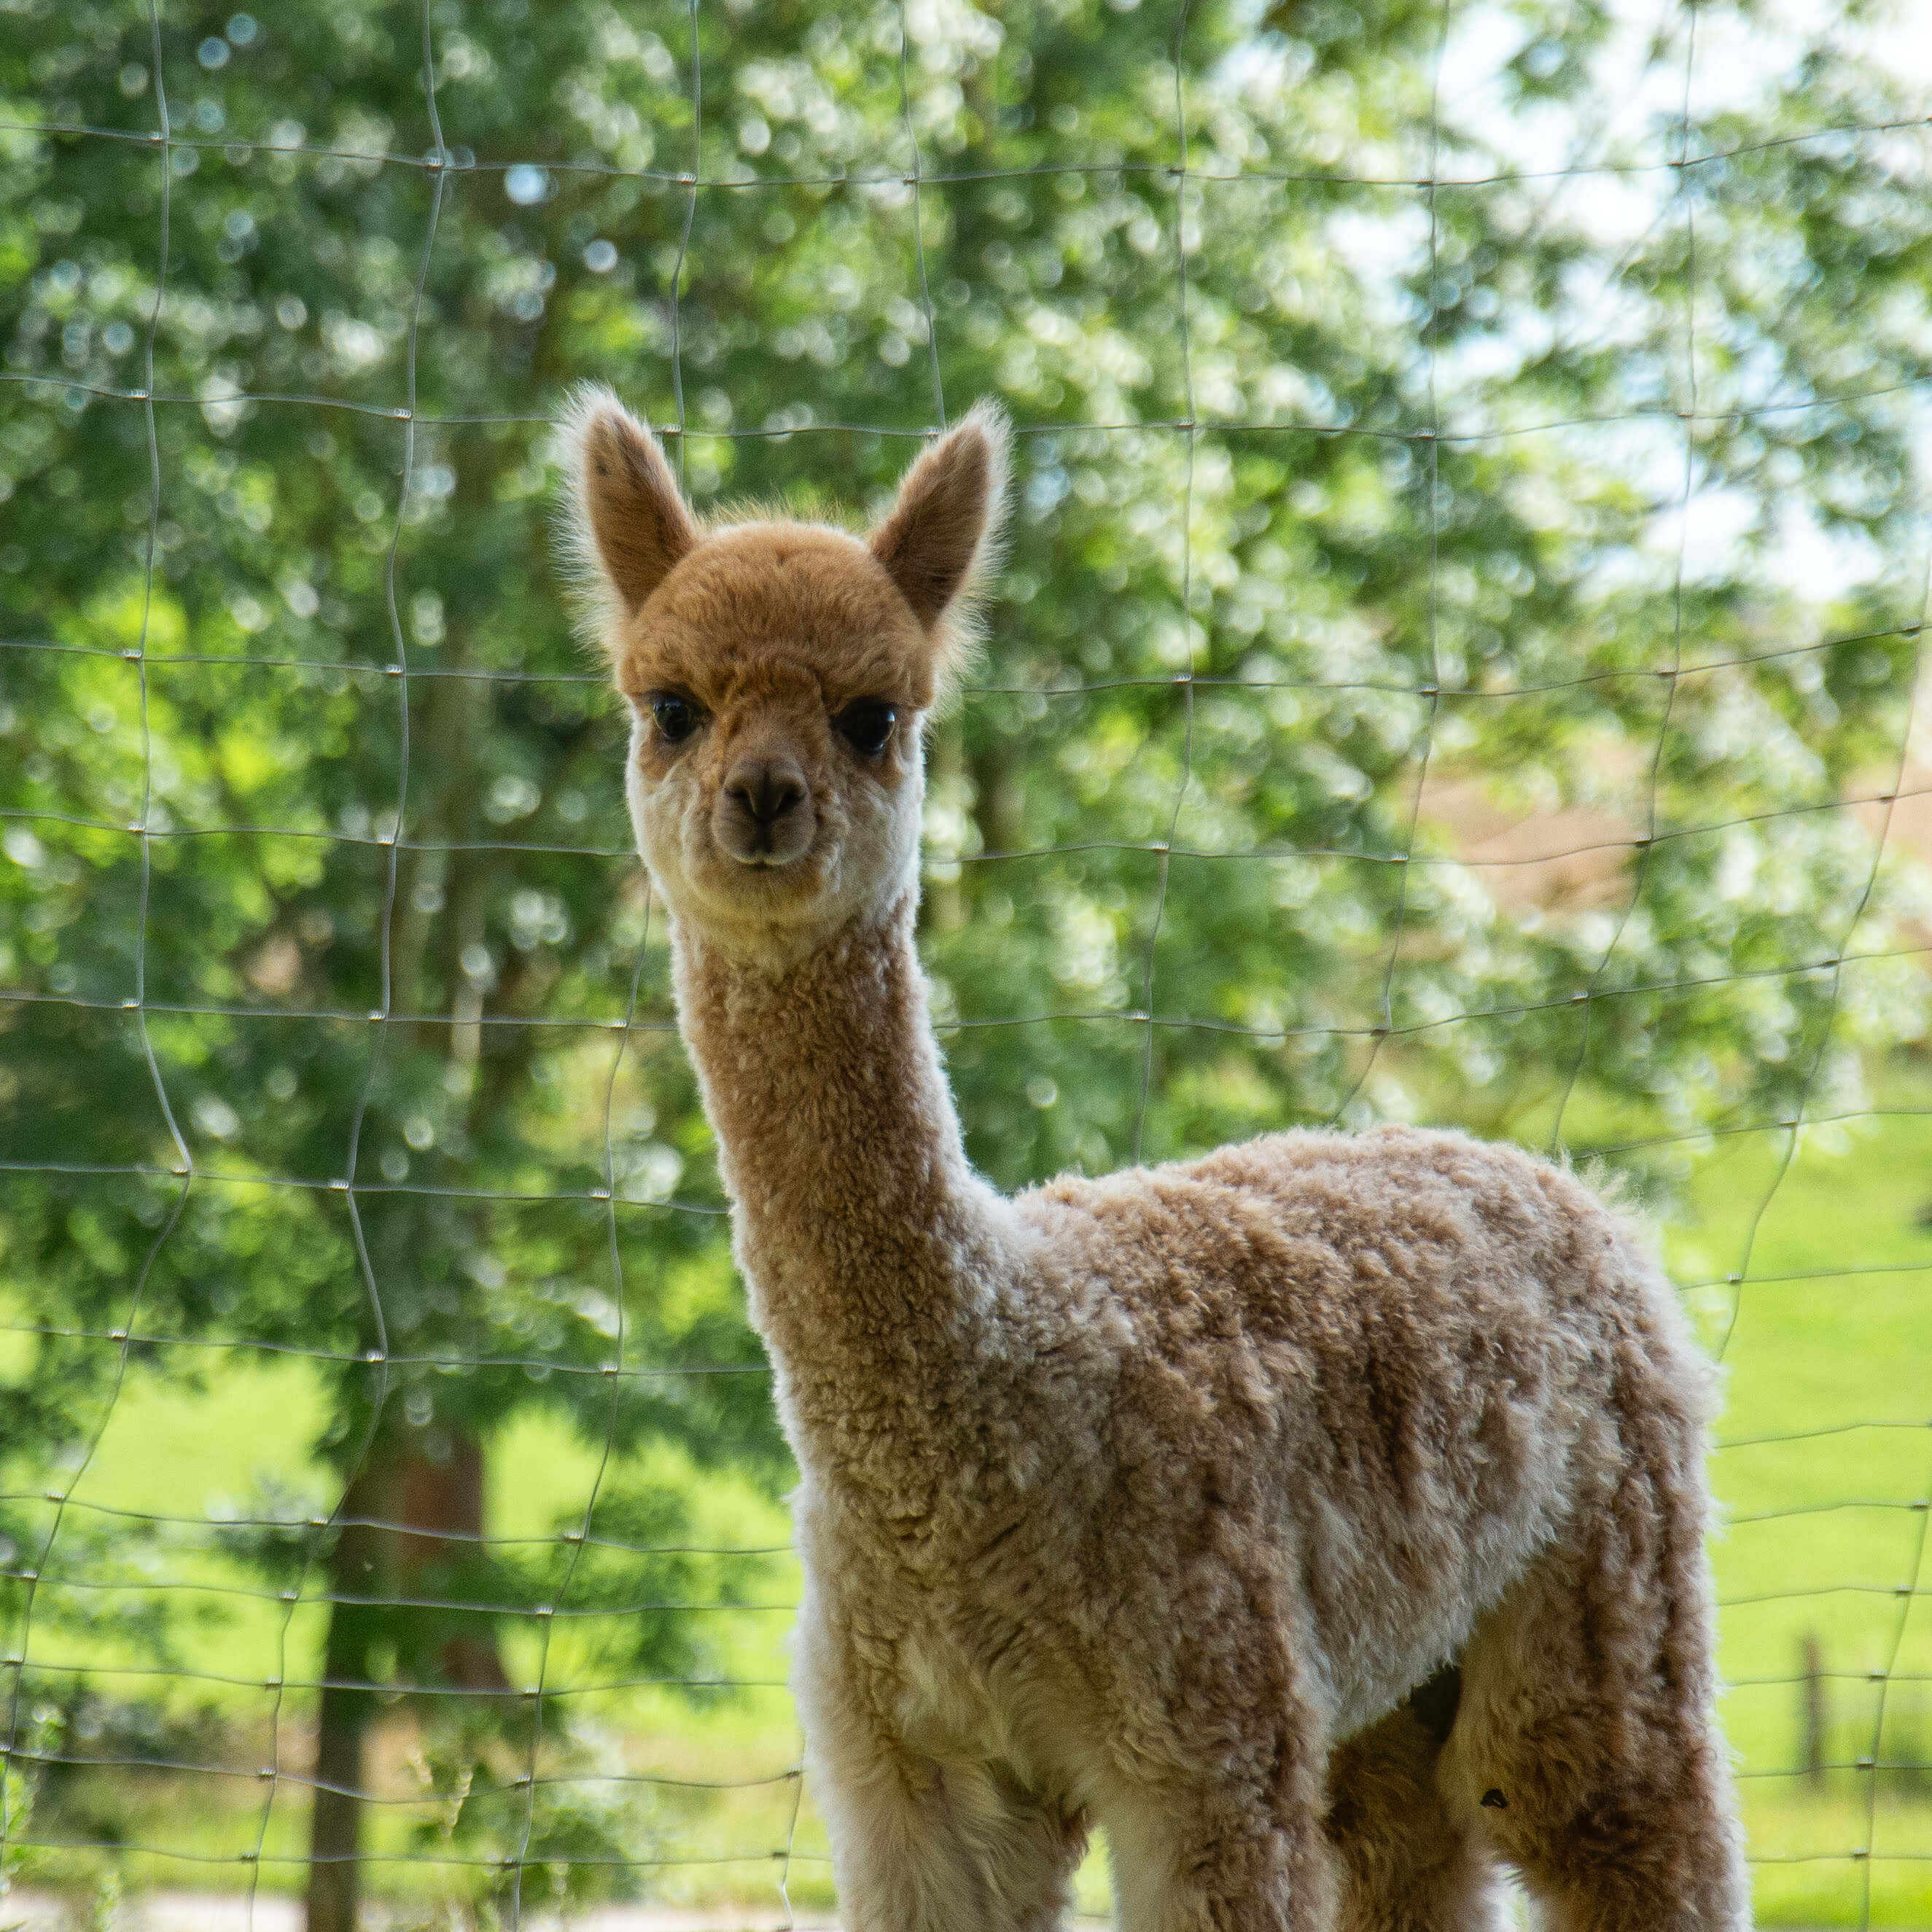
[560,392,1749,1932]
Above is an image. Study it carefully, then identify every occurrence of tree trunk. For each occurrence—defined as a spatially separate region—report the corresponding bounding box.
[396,1431,509,1692]
[303,1430,505,1931]
[969,736,1026,864]
[924,720,969,934]
[305,1635,371,1932]
[304,1471,392,1932]
[307,498,515,1928]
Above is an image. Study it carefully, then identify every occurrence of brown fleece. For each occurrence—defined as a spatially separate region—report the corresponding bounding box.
[560,389,1750,1932]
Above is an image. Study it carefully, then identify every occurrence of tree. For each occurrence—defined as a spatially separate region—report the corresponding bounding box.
[3,0,1929,1920]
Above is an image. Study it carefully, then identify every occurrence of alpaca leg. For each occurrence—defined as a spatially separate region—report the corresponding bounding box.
[797,1620,1084,1932]
[1102,1597,1344,1930]
[1441,1465,1748,1931]
[973,1764,1091,1932]
[1326,1694,1509,1932]
[794,1627,981,1932]
[1106,1783,1340,1932]
[1113,1700,1352,1932]
[810,1735,1082,1932]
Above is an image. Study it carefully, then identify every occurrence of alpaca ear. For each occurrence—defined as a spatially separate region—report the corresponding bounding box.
[870,402,1009,631]
[563,387,698,624]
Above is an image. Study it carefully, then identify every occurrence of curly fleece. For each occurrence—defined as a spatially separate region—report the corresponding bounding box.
[561,388,1749,1932]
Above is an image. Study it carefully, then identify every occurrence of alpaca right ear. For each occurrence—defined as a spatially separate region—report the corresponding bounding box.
[563,387,698,628]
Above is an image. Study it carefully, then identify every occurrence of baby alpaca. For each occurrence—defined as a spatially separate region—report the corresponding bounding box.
[562,393,1748,1932]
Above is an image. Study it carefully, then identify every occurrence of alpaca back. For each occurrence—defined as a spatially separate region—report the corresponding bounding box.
[1011,1124,1707,1735]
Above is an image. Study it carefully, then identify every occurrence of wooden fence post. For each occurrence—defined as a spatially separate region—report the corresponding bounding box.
[1801,1632,1826,1793]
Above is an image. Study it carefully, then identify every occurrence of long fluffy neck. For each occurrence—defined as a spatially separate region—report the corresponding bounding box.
[672,892,1010,1471]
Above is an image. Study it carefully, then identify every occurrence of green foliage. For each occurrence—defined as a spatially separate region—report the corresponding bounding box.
[3,0,1931,1913]
[395,1710,670,1927]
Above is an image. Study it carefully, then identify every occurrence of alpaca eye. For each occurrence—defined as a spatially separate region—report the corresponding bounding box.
[834,699,897,757]
[647,691,702,745]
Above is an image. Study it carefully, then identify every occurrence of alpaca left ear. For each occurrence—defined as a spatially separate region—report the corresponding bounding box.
[870,401,1009,631]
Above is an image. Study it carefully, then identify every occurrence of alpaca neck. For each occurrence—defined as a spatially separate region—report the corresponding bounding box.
[672,891,1007,1462]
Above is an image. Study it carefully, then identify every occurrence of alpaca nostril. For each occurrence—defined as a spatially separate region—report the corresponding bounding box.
[727,761,806,827]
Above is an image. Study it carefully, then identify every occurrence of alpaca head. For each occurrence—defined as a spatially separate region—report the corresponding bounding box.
[564,391,1007,959]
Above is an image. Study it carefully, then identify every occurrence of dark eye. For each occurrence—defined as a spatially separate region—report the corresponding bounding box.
[646,691,702,746]
[833,699,897,757]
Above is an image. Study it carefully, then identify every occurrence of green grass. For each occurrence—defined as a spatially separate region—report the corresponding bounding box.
[9,1065,1932,1922]
[1656,1067,1932,1927]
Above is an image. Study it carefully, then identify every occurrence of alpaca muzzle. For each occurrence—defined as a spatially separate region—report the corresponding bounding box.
[717,754,814,865]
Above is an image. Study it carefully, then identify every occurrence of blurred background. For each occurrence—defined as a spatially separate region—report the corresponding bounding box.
[4,0,1932,1925]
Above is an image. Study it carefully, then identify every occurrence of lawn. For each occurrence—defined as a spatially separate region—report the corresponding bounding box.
[1664,1067,1932,1928]
[6,1063,1932,1924]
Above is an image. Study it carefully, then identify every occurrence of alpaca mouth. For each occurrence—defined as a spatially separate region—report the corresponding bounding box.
[714,821,817,872]
[713,805,817,870]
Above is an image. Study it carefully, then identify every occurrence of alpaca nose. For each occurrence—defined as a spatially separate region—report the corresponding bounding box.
[725,757,806,827]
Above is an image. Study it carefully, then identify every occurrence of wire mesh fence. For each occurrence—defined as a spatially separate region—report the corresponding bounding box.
[2,0,1932,1925]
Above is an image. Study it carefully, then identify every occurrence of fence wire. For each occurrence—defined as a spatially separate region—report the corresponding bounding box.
[2,0,1932,1925]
